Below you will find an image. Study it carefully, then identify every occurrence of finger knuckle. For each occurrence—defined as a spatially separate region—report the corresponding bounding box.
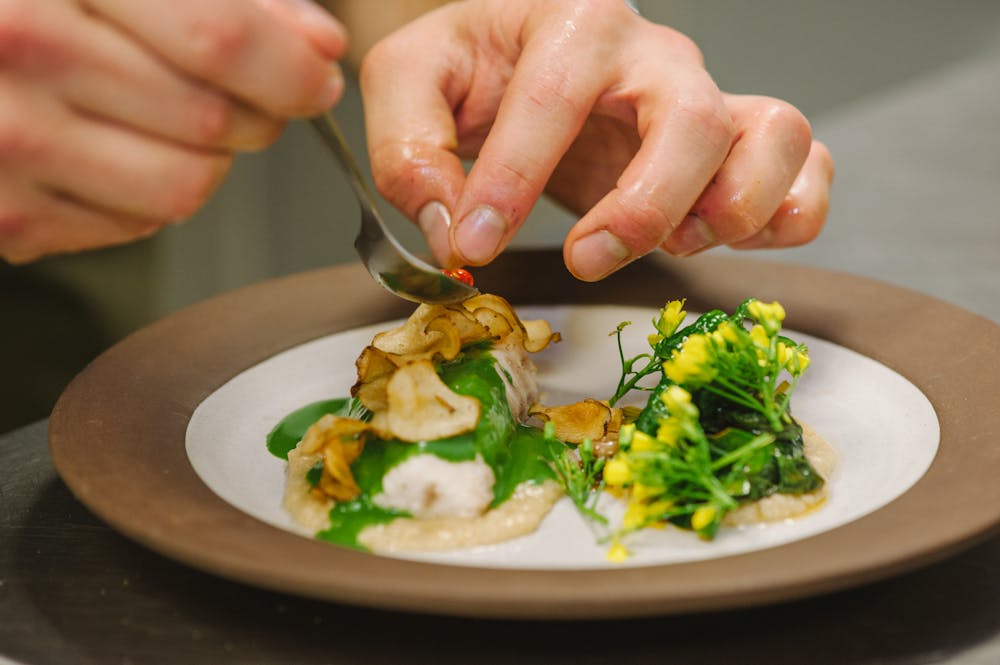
[491,157,542,204]
[612,194,676,251]
[368,141,433,207]
[762,99,812,160]
[368,142,407,196]
[641,23,704,66]
[671,92,733,155]
[186,14,250,80]
[719,196,766,240]
[0,0,39,65]
[525,69,586,119]
[270,52,334,116]
[192,94,234,146]
[0,102,47,163]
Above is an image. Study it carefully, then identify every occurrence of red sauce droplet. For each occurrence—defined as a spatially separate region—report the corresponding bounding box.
[442,267,475,287]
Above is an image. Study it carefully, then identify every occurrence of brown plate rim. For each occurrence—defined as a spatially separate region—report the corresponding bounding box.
[48,250,1000,619]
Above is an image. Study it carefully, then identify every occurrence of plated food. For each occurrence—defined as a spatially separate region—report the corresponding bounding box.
[53,253,964,615]
[268,294,833,559]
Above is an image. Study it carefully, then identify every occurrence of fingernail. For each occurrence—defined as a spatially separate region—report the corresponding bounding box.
[417,201,453,266]
[454,205,507,264]
[666,214,717,256]
[570,230,631,281]
[317,65,345,109]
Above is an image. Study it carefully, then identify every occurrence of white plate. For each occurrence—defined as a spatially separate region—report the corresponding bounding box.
[186,305,939,569]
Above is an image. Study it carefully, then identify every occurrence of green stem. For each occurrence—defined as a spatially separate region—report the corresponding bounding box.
[710,432,776,471]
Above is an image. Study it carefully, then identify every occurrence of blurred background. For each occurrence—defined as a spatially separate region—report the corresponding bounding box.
[3,0,999,433]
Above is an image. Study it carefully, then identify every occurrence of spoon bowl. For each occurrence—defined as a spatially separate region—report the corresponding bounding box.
[309,112,478,305]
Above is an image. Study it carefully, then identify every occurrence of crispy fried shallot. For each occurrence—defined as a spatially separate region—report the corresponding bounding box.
[300,414,370,502]
[529,399,623,445]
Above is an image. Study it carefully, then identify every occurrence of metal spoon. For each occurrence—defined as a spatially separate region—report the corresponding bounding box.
[308,111,478,305]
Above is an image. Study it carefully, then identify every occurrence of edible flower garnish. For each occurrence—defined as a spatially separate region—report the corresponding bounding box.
[603,298,822,555]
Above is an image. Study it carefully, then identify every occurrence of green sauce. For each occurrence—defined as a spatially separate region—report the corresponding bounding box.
[265,397,367,460]
[317,499,406,549]
[267,346,564,551]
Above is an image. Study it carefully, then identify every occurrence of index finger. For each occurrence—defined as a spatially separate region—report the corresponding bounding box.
[359,7,478,267]
[448,9,624,266]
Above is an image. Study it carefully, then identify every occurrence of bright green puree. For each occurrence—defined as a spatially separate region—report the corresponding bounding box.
[266,346,563,551]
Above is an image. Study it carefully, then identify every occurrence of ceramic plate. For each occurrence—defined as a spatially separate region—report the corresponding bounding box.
[49,251,1000,618]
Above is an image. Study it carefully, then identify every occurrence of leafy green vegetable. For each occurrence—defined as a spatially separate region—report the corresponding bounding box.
[604,298,823,543]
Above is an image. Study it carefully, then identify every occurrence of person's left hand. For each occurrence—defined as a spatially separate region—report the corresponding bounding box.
[359,0,833,280]
[0,0,347,264]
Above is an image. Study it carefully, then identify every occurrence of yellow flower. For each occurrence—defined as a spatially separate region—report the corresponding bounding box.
[792,348,811,374]
[710,320,741,347]
[623,497,674,530]
[606,540,631,563]
[655,418,683,446]
[661,384,692,411]
[662,385,699,421]
[653,299,687,337]
[603,458,631,486]
[656,386,699,444]
[747,300,786,336]
[646,499,675,519]
[691,505,717,531]
[777,341,811,376]
[632,483,663,501]
[749,324,770,349]
[663,335,715,384]
[623,502,649,530]
[631,429,660,451]
[776,341,793,367]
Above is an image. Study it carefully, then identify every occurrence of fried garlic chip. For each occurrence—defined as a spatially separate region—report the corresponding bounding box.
[351,294,559,439]
[385,360,481,442]
[521,318,561,353]
[461,294,560,351]
[300,414,369,502]
[529,399,623,444]
[353,346,396,412]
[353,295,559,414]
[372,304,488,364]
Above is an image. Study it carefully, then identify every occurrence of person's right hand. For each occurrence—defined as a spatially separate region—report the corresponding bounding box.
[360,0,832,281]
[0,0,347,264]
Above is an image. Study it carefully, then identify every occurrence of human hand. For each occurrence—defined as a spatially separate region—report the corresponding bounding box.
[360,0,834,280]
[0,0,346,263]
